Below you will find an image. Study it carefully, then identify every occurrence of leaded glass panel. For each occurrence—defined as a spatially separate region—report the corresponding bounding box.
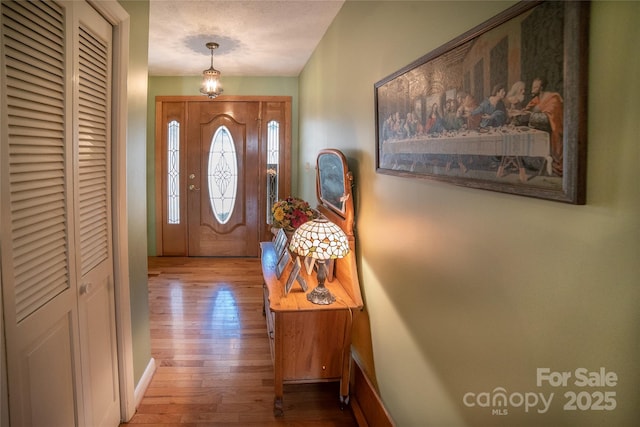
[266,120,279,224]
[208,126,237,224]
[167,120,180,224]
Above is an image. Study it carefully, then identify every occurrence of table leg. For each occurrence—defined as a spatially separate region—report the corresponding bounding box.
[338,310,353,410]
[516,156,528,182]
[273,396,284,417]
[457,155,468,173]
[274,313,284,416]
[339,394,350,410]
[497,156,510,177]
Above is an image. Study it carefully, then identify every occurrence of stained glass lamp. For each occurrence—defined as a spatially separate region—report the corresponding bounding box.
[288,218,350,305]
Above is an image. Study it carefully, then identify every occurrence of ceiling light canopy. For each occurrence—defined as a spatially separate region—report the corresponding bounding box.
[200,42,223,99]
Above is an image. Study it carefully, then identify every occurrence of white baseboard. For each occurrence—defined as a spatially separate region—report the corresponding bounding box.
[134,357,157,410]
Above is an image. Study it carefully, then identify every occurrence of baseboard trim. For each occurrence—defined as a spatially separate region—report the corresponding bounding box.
[133,357,157,410]
[350,355,395,427]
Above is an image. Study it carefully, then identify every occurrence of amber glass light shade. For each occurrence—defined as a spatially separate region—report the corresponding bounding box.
[200,42,223,99]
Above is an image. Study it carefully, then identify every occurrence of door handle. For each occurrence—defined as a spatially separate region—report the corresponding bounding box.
[189,184,200,191]
[79,283,92,295]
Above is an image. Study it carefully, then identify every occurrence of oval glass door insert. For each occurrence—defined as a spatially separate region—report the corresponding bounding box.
[207,126,237,224]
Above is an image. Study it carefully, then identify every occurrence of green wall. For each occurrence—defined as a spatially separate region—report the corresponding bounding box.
[120,0,152,386]
[299,1,640,426]
[146,76,299,254]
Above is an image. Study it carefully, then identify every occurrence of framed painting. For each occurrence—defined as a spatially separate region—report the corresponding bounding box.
[303,256,315,275]
[374,0,589,204]
[275,249,290,280]
[273,228,288,260]
[284,256,302,295]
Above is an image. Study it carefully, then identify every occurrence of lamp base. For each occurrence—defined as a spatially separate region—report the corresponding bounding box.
[306,285,335,305]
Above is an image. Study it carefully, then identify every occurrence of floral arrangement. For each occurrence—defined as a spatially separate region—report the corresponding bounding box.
[271,197,316,231]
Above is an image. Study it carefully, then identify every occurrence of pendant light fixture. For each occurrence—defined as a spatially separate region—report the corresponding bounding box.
[200,42,223,99]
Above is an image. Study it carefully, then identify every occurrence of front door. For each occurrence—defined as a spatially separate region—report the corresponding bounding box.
[187,101,260,256]
[156,97,292,257]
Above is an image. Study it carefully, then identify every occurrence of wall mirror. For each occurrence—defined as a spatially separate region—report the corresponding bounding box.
[315,148,357,283]
[317,149,351,217]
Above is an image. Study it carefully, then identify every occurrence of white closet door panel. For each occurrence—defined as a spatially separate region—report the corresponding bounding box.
[21,313,77,427]
[74,2,120,426]
[1,0,81,423]
[77,25,109,275]
[1,0,70,322]
[2,0,121,426]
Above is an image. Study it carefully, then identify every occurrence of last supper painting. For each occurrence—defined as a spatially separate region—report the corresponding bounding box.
[374,0,589,204]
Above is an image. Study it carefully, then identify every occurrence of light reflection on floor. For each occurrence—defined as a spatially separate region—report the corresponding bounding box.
[168,283,183,353]
[169,283,184,316]
[164,281,242,355]
[210,285,241,337]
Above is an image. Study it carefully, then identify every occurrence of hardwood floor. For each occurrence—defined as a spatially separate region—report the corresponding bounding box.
[121,256,357,426]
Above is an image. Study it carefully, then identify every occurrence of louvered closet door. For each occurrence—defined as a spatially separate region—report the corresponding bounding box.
[74,3,120,427]
[0,1,120,426]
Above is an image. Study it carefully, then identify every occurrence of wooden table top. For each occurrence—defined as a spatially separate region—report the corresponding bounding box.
[261,242,358,312]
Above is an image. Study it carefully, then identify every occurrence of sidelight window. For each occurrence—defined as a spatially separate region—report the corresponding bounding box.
[208,126,238,224]
[266,120,279,224]
[167,120,180,224]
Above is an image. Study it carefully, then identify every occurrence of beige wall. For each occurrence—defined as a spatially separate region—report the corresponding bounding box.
[299,1,640,426]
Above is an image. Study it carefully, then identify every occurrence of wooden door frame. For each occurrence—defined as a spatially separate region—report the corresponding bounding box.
[154,96,292,256]
[90,0,136,421]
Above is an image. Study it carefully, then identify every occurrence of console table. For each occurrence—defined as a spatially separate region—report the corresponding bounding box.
[261,241,361,415]
[261,149,363,416]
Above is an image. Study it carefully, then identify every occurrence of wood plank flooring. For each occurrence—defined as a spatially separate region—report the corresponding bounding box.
[121,256,357,426]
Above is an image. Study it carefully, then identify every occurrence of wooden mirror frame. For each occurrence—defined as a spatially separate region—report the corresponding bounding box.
[313,149,361,306]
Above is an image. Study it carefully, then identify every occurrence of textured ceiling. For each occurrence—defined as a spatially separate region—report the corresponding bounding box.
[148,0,345,77]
